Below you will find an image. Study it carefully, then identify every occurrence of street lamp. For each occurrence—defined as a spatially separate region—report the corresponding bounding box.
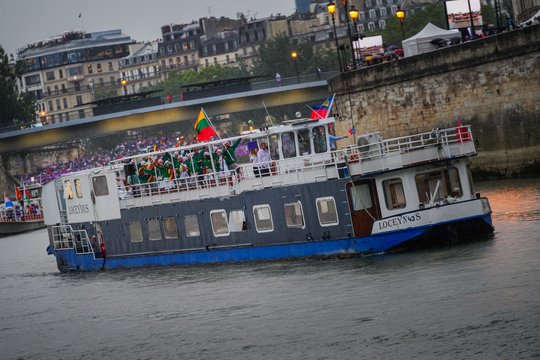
[340,0,356,69]
[121,78,127,95]
[395,6,406,40]
[327,1,343,72]
[349,5,359,68]
[290,50,300,83]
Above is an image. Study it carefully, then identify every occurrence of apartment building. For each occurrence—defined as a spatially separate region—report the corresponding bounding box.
[17,29,133,124]
[119,42,160,95]
[158,22,201,79]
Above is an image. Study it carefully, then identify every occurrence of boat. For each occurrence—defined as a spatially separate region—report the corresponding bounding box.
[42,116,494,272]
[1,183,45,235]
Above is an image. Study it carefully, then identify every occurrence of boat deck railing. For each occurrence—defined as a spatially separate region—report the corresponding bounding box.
[52,224,94,254]
[0,212,44,222]
[117,125,475,209]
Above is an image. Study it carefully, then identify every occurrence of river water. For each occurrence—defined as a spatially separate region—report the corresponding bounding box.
[1,179,539,360]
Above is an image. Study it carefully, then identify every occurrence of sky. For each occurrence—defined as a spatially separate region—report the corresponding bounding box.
[0,0,296,57]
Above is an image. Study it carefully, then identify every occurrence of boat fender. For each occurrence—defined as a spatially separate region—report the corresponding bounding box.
[46,245,53,255]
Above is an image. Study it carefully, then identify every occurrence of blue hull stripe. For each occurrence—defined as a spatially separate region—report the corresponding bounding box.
[52,214,492,271]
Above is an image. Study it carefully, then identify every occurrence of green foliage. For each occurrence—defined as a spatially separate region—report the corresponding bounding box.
[0,45,34,128]
[93,88,119,101]
[251,33,339,77]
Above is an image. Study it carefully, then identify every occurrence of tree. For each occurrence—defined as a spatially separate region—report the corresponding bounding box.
[0,45,34,129]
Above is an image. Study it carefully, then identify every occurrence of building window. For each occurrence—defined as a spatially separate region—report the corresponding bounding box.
[229,210,246,232]
[46,71,55,81]
[162,218,178,239]
[59,69,63,78]
[376,0,382,5]
[368,22,376,30]
[76,96,82,105]
[87,64,93,74]
[380,7,387,17]
[129,221,143,242]
[253,205,274,233]
[92,175,109,196]
[383,178,406,210]
[108,62,113,71]
[379,19,387,29]
[284,202,305,228]
[78,109,85,119]
[147,219,162,241]
[210,210,229,237]
[97,63,102,73]
[55,99,61,110]
[366,0,372,7]
[391,5,397,14]
[54,85,59,95]
[369,9,376,19]
[63,98,68,109]
[61,84,66,93]
[24,74,40,86]
[359,12,366,21]
[184,215,200,237]
[316,197,339,226]
[48,101,53,111]
[350,184,372,210]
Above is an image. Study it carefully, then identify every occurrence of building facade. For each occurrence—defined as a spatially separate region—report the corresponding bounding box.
[158,23,201,79]
[119,42,160,95]
[17,30,133,125]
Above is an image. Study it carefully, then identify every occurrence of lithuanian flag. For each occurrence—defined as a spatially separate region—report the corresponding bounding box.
[194,108,217,141]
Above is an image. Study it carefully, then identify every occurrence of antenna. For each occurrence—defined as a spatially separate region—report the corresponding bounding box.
[205,6,211,16]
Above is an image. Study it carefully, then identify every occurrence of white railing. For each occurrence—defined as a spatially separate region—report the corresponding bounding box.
[52,224,93,254]
[116,126,475,209]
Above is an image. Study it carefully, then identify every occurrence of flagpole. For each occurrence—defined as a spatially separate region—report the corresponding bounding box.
[326,94,336,118]
[306,105,324,120]
[200,108,219,177]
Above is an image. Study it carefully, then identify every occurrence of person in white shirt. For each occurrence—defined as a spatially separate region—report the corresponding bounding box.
[257,142,271,177]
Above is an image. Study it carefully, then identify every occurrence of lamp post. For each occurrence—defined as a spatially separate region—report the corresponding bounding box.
[291,50,299,83]
[340,0,356,69]
[121,78,127,95]
[327,1,343,72]
[349,5,359,68]
[395,6,406,40]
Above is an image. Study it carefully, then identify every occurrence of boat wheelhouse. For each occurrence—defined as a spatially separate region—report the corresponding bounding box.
[42,117,493,271]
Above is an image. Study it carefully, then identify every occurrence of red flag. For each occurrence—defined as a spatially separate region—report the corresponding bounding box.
[309,96,333,120]
[15,187,23,200]
[194,109,217,141]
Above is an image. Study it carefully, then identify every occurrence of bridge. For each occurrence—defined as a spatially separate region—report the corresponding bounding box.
[0,74,333,153]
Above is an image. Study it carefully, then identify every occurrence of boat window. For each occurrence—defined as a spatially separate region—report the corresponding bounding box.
[281,132,297,159]
[210,210,229,236]
[229,209,247,232]
[147,219,162,241]
[253,205,274,233]
[313,126,327,153]
[350,184,373,210]
[163,217,178,239]
[383,178,406,210]
[298,129,312,156]
[92,175,109,196]
[63,180,73,200]
[415,167,463,204]
[128,221,143,242]
[269,134,280,160]
[184,215,200,237]
[284,201,305,228]
[316,197,339,226]
[74,179,83,198]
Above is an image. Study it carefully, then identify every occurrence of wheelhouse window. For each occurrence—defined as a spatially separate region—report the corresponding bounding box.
[350,184,372,210]
[92,176,109,196]
[229,209,246,232]
[383,178,406,210]
[298,129,312,156]
[74,179,83,198]
[210,210,229,236]
[284,202,305,228]
[316,197,339,226]
[269,134,280,160]
[184,215,200,237]
[128,221,143,242]
[253,205,274,233]
[147,219,162,241]
[63,180,73,200]
[163,217,178,239]
[313,126,327,153]
[415,167,463,204]
[281,132,297,159]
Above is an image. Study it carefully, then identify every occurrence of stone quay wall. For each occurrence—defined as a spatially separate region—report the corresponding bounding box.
[329,25,540,178]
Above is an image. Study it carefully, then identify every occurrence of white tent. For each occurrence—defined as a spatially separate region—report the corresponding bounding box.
[402,23,461,57]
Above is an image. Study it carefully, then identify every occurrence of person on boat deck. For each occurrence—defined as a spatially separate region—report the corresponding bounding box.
[250,147,260,178]
[223,138,242,170]
[328,126,348,151]
[257,142,272,177]
[161,160,175,189]
[216,149,231,184]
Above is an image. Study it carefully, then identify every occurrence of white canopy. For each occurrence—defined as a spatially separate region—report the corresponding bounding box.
[402,23,461,57]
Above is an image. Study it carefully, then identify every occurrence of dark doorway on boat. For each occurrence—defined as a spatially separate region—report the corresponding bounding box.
[346,179,381,237]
